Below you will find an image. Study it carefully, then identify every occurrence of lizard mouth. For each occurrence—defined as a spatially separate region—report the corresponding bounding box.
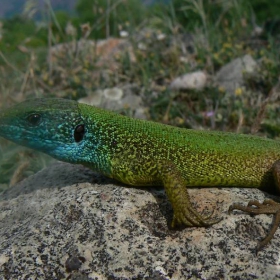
[0,123,64,150]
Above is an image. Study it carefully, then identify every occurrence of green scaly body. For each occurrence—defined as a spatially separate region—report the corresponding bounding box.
[79,103,280,189]
[1,98,280,251]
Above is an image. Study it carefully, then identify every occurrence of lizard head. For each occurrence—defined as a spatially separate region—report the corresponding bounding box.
[0,98,87,163]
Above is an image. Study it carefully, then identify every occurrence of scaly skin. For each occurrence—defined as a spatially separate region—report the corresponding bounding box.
[1,98,280,251]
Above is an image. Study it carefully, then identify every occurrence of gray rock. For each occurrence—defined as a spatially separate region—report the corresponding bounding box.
[170,71,208,91]
[0,162,280,279]
[215,54,257,94]
[78,85,146,119]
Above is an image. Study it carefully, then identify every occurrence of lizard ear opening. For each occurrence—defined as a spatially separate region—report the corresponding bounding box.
[74,124,85,142]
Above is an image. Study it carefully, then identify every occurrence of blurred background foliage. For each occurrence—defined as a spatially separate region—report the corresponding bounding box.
[0,0,279,189]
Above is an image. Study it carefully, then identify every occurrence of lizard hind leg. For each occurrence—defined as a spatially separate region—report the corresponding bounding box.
[228,159,280,252]
[229,199,280,252]
[158,162,222,228]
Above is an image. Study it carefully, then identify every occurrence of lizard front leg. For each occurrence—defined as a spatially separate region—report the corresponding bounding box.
[158,162,221,227]
[229,160,280,251]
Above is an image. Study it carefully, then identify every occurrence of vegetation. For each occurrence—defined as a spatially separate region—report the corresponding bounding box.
[0,0,279,189]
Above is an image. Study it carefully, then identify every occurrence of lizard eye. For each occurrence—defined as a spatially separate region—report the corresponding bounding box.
[27,113,41,126]
[74,124,85,142]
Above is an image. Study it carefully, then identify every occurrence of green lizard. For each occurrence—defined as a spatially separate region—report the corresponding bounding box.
[1,98,280,251]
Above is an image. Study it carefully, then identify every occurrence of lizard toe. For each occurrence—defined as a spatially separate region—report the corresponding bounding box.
[229,199,280,251]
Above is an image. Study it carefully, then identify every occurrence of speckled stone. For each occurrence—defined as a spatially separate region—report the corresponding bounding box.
[0,162,280,279]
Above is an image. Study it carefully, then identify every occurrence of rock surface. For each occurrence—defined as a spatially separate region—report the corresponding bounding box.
[78,84,146,120]
[1,162,280,279]
[170,71,207,91]
[49,38,135,71]
[215,54,257,94]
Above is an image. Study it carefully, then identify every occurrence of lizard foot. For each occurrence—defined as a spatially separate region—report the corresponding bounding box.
[171,203,222,228]
[160,162,222,228]
[229,199,280,251]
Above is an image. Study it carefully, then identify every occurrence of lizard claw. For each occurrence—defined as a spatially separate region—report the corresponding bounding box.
[229,199,280,251]
[171,203,222,228]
